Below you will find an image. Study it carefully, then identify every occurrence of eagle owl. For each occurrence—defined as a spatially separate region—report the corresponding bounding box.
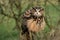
[22,7,45,33]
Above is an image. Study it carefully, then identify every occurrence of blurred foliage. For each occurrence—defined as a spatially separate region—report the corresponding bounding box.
[0,0,60,40]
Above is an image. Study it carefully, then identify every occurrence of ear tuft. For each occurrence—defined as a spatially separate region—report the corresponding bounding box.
[32,7,36,10]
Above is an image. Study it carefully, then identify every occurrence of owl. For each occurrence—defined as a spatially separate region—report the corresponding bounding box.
[22,7,45,33]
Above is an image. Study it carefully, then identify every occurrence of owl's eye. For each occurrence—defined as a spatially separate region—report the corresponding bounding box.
[41,8,44,11]
[39,8,44,12]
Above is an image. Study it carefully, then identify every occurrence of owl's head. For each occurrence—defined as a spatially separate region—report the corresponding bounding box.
[31,7,44,17]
